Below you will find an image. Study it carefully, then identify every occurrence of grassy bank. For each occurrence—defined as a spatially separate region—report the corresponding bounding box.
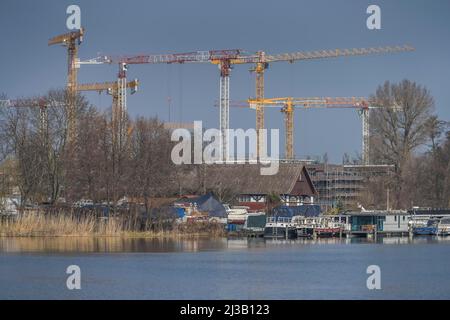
[0,212,226,237]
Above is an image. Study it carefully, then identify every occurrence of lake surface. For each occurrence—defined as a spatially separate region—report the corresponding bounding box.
[1,236,450,299]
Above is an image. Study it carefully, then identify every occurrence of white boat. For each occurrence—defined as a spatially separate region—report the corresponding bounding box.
[293,216,318,238]
[264,216,297,239]
[224,205,249,224]
[294,216,343,238]
[438,218,450,236]
[409,217,428,229]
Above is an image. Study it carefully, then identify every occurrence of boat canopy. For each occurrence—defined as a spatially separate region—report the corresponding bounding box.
[272,205,321,218]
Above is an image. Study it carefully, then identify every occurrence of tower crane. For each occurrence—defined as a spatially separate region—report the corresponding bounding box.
[241,97,370,161]
[0,98,66,140]
[239,97,401,164]
[247,46,414,157]
[48,28,84,144]
[82,45,413,160]
[80,49,244,158]
[76,79,139,148]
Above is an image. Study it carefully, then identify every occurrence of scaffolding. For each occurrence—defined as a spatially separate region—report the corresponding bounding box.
[308,164,393,212]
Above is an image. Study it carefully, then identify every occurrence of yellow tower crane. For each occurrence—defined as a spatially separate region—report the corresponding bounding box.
[246,46,414,157]
[246,97,368,160]
[48,28,84,144]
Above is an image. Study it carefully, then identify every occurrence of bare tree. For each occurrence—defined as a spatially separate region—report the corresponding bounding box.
[369,80,435,208]
[422,117,449,206]
[442,132,450,207]
[128,117,173,212]
[0,104,44,208]
[64,108,108,202]
[38,89,91,204]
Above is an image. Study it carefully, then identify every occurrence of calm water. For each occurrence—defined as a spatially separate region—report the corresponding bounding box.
[1,236,450,299]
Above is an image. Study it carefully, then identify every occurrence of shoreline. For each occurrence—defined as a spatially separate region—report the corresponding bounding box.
[0,212,227,238]
[0,233,225,239]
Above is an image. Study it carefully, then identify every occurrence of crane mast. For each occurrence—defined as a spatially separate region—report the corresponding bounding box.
[219,62,231,159]
[361,108,370,165]
[282,100,295,159]
[48,28,84,144]
[250,51,268,158]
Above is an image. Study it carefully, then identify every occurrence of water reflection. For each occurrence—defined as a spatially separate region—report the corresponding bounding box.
[0,235,449,253]
[0,237,229,253]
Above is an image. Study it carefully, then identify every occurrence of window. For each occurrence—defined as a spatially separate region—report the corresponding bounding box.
[239,195,252,202]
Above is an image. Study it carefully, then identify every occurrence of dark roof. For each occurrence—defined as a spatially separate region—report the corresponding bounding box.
[344,210,408,216]
[272,205,321,217]
[197,163,317,196]
[175,192,227,217]
[408,208,450,216]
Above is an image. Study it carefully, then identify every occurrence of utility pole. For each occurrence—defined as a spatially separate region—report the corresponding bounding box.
[387,187,390,211]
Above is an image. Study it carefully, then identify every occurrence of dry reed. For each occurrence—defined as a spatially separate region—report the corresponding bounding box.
[0,212,226,237]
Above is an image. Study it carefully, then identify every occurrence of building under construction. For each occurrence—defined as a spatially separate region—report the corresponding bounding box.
[307,163,394,211]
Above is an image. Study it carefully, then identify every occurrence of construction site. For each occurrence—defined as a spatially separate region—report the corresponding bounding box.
[0,25,416,210]
[2,1,450,303]
[1,1,449,219]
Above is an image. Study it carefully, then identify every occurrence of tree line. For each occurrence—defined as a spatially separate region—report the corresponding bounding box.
[365,80,449,209]
[0,90,175,211]
[1,79,449,212]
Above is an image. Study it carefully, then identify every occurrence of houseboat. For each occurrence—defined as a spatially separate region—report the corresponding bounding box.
[293,216,316,238]
[264,216,297,239]
[293,216,342,238]
[343,210,410,237]
[264,204,322,239]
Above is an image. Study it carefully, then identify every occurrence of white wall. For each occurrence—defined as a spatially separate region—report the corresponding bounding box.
[383,215,409,232]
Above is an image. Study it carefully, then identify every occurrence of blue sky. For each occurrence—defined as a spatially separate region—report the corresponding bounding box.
[1,0,449,163]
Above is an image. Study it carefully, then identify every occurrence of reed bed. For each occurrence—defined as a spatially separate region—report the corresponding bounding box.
[0,211,226,237]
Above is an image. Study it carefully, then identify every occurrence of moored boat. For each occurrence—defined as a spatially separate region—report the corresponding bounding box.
[413,219,439,235]
[264,216,297,239]
[315,226,342,238]
[438,218,450,236]
[296,226,314,238]
[225,205,249,224]
[294,216,343,238]
[293,216,317,238]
